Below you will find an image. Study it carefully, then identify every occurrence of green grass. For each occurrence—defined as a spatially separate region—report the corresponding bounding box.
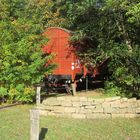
[0,105,140,140]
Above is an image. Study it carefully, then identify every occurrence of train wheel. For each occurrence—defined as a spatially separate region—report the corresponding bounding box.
[66,84,72,95]
[71,83,76,96]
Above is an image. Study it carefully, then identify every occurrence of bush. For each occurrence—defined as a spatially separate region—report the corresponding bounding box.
[8,85,36,103]
[16,87,36,103]
[0,0,53,103]
[0,87,8,103]
[8,88,20,103]
[104,82,125,97]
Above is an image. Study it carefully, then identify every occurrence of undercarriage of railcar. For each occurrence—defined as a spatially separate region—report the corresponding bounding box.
[43,73,108,95]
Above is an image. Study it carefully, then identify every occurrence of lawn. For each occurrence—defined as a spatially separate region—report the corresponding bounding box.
[0,105,140,140]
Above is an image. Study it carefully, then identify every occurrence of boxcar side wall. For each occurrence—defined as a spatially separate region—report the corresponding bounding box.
[43,28,83,81]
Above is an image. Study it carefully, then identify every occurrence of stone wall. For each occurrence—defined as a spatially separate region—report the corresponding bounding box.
[39,96,140,119]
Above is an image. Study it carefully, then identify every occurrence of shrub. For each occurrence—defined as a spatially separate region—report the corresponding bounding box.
[104,82,125,97]
[0,87,8,103]
[8,85,36,103]
[0,0,54,103]
[8,88,20,103]
[16,87,36,103]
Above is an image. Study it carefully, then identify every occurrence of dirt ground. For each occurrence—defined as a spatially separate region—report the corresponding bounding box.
[42,88,106,99]
[75,90,104,97]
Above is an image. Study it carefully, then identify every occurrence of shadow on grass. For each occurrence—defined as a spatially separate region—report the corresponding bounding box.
[39,128,48,140]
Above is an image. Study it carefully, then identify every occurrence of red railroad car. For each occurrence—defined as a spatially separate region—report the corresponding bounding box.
[43,27,88,92]
[43,27,108,93]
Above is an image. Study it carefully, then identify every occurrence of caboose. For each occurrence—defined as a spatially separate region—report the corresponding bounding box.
[43,27,108,94]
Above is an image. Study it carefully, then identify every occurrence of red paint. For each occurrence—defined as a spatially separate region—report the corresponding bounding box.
[43,27,84,81]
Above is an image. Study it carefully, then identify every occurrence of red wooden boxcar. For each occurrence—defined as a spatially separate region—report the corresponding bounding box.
[43,27,88,92]
[42,27,108,93]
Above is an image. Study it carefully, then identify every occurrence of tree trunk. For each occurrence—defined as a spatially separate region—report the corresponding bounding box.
[115,13,132,52]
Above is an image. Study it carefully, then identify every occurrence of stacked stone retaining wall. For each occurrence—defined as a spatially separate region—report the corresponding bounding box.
[39,96,140,119]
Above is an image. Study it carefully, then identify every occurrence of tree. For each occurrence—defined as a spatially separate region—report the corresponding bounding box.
[0,0,58,102]
[58,0,140,97]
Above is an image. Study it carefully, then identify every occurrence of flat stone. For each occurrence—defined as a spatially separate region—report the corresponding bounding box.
[48,112,56,116]
[53,106,65,113]
[94,99,105,103]
[125,108,135,113]
[40,110,48,116]
[65,96,73,101]
[104,107,115,114]
[42,98,61,106]
[87,98,95,102]
[104,96,121,102]
[80,106,85,109]
[72,102,82,107]
[49,101,62,106]
[79,97,88,102]
[136,108,140,113]
[43,97,57,102]
[76,109,92,114]
[71,97,80,101]
[39,105,54,111]
[85,106,96,109]
[95,104,102,108]
[61,101,72,107]
[72,114,86,119]
[86,114,111,119]
[125,114,137,118]
[57,97,66,101]
[92,108,104,113]
[102,102,111,108]
[130,102,138,107]
[82,102,91,106]
[137,100,140,106]
[110,108,119,113]
[119,103,130,108]
[128,98,136,102]
[64,107,76,113]
[136,114,140,117]
[59,113,72,118]
[91,102,101,106]
[119,108,128,113]
[120,98,128,102]
[110,100,121,108]
[112,114,125,118]
[39,95,140,120]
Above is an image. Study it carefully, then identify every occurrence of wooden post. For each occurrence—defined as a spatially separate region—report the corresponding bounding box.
[86,76,88,93]
[30,109,39,140]
[36,86,41,105]
[72,83,76,96]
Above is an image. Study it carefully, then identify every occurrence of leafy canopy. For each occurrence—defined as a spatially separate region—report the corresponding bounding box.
[58,0,140,96]
[0,0,62,102]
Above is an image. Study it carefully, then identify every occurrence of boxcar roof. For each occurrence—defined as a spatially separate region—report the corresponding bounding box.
[46,27,72,34]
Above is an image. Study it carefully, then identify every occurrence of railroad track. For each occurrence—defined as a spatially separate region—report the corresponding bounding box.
[0,103,22,110]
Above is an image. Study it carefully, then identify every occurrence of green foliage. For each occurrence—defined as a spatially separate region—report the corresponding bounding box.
[0,0,140,100]
[0,0,59,103]
[8,86,35,103]
[126,2,140,25]
[8,88,20,103]
[7,84,35,103]
[104,82,124,97]
[58,0,140,97]
[0,87,8,103]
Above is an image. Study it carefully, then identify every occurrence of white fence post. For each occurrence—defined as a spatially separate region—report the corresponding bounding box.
[30,109,39,140]
[72,83,76,96]
[36,86,41,105]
